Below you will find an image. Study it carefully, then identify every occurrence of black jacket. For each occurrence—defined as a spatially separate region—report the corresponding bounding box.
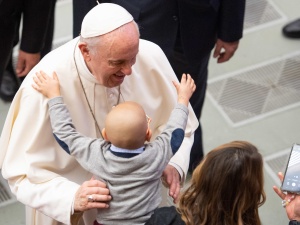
[104,0,246,61]
[0,0,55,54]
[145,206,185,225]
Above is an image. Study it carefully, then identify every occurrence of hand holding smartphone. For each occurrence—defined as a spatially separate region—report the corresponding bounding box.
[281,143,300,194]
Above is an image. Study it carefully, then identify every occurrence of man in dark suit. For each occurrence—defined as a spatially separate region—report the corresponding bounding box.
[0,0,56,102]
[73,0,246,172]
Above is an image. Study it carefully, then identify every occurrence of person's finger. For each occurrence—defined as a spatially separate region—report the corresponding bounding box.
[171,182,181,204]
[192,83,196,92]
[213,44,222,58]
[185,74,192,88]
[16,59,25,76]
[185,74,191,83]
[87,201,109,209]
[40,71,47,79]
[85,185,111,207]
[89,193,111,202]
[74,178,112,212]
[78,195,110,211]
[189,75,195,88]
[180,73,187,85]
[218,51,233,63]
[216,52,226,63]
[186,74,196,92]
[52,72,59,81]
[86,179,108,189]
[35,72,44,82]
[278,172,284,182]
[94,186,110,195]
[168,179,175,197]
[33,75,42,86]
[172,80,180,90]
[40,71,51,82]
[273,185,286,200]
[86,180,110,197]
[168,170,180,198]
[19,65,30,77]
[31,83,40,91]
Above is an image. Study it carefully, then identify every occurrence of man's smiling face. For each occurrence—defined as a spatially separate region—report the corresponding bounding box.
[84,22,139,88]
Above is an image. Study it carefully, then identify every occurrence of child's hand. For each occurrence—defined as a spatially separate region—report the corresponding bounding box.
[172,73,196,106]
[32,71,60,99]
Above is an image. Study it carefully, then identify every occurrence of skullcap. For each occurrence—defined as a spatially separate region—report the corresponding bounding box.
[81,3,133,38]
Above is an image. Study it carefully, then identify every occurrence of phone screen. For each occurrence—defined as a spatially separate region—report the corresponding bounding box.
[281,143,300,193]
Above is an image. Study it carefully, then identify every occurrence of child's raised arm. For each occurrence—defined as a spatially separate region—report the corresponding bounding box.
[32,71,61,99]
[172,73,196,106]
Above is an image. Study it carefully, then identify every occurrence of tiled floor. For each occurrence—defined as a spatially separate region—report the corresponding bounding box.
[1,0,300,224]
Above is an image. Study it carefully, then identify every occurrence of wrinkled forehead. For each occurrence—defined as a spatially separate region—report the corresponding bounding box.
[100,26,139,57]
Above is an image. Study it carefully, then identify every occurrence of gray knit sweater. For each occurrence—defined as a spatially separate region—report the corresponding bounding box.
[48,97,189,225]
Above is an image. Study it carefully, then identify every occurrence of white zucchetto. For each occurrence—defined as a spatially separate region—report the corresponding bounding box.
[80,3,134,38]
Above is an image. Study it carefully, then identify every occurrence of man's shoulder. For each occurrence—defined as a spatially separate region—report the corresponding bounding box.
[47,38,79,56]
[137,39,168,63]
[139,39,163,53]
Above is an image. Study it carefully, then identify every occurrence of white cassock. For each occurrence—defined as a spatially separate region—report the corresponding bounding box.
[0,37,198,225]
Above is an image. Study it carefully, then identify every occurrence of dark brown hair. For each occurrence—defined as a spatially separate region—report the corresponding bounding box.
[178,141,266,225]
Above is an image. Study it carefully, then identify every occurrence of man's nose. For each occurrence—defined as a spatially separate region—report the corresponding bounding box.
[121,62,133,75]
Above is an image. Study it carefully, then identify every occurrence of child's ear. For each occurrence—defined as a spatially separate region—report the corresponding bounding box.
[145,128,152,142]
[102,128,109,141]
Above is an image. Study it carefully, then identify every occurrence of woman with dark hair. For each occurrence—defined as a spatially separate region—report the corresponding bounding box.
[146,141,266,225]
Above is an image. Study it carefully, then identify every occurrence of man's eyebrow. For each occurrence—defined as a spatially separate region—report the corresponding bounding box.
[109,59,124,63]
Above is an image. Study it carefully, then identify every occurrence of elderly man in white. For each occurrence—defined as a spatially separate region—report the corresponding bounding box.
[0,3,198,225]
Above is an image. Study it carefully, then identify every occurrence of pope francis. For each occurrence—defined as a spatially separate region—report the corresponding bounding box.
[0,3,198,225]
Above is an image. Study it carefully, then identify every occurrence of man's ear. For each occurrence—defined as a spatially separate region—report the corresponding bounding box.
[145,128,152,142]
[102,128,109,141]
[78,42,91,61]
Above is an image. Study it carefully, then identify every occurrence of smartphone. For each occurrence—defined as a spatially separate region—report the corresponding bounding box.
[281,143,300,193]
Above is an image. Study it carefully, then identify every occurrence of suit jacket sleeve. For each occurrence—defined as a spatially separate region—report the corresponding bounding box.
[20,0,54,53]
[217,0,246,42]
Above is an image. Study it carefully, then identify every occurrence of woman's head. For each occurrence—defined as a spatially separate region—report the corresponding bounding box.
[179,141,266,225]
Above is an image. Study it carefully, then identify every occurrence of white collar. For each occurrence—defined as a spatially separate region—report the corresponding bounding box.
[110,144,144,154]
